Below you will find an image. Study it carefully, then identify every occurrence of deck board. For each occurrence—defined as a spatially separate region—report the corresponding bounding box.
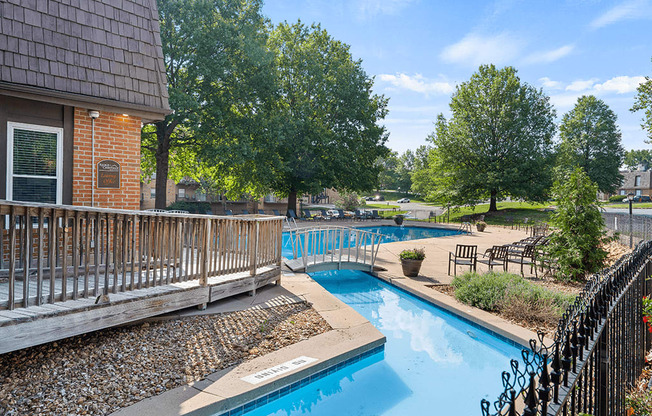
[0,266,281,354]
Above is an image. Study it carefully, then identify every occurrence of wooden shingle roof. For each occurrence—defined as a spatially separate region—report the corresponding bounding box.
[0,0,170,121]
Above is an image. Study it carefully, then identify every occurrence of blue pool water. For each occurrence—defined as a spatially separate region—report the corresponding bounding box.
[282,225,460,259]
[239,270,523,416]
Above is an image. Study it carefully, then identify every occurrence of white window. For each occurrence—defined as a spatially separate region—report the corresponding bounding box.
[150,188,156,199]
[620,190,626,195]
[7,122,63,204]
[178,188,185,198]
[636,189,642,196]
[635,176,641,187]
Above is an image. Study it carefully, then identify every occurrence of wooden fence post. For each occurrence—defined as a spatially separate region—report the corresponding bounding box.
[250,221,259,276]
[200,218,211,287]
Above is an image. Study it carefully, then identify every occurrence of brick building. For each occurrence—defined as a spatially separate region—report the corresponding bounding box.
[0,0,170,210]
[615,170,652,198]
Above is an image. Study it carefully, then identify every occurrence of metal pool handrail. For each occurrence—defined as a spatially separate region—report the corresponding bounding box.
[288,225,384,272]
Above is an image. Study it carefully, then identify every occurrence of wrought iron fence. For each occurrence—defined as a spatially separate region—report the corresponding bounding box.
[481,239,652,416]
[602,211,652,247]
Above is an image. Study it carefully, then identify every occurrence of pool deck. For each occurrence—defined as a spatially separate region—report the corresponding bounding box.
[112,223,549,416]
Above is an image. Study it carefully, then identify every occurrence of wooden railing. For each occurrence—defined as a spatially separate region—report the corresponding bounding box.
[0,201,284,310]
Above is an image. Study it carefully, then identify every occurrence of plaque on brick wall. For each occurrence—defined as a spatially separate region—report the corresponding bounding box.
[97,160,120,189]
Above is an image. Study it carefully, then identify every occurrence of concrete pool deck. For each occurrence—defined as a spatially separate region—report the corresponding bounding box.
[112,223,547,416]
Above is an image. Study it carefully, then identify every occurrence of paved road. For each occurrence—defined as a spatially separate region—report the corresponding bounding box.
[603,207,652,217]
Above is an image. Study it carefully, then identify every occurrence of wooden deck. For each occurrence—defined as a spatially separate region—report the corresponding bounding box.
[0,201,284,354]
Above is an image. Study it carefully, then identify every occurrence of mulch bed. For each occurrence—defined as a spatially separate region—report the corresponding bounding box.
[0,302,331,416]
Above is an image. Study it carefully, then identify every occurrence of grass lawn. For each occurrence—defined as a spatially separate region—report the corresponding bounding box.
[379,210,407,218]
[438,201,554,225]
[604,203,652,209]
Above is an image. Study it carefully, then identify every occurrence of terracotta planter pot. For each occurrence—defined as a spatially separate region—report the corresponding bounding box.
[401,258,423,277]
[476,223,486,232]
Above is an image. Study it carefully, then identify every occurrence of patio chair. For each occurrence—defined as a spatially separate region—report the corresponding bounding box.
[224,209,233,216]
[477,245,508,272]
[287,209,300,220]
[302,210,316,220]
[242,209,250,215]
[258,209,266,215]
[370,210,381,220]
[448,244,477,276]
[506,244,538,278]
[354,210,366,221]
[273,209,281,216]
[320,209,332,221]
[337,209,347,220]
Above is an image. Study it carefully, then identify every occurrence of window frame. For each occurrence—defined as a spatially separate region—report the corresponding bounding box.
[6,122,64,205]
[635,176,641,187]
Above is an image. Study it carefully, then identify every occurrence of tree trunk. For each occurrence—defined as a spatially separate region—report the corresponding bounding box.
[154,122,171,209]
[489,189,498,212]
[287,190,297,217]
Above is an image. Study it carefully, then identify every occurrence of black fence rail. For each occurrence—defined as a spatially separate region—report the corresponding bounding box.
[482,240,652,416]
[602,211,652,247]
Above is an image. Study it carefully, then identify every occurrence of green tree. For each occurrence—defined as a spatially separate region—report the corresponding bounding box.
[624,149,652,171]
[376,151,400,190]
[266,21,389,214]
[395,150,414,194]
[143,0,273,208]
[557,95,624,194]
[547,167,610,281]
[632,59,652,142]
[422,65,556,211]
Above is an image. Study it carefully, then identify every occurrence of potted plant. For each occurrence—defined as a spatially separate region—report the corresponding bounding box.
[476,221,487,232]
[394,214,404,225]
[399,248,425,277]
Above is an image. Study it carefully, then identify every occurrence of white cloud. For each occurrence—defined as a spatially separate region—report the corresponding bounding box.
[357,0,417,16]
[594,76,646,94]
[539,77,563,90]
[378,73,455,96]
[565,78,599,92]
[524,44,575,64]
[440,32,524,67]
[590,0,652,29]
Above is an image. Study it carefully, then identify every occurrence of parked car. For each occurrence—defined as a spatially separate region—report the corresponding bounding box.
[326,209,340,218]
[623,195,652,203]
[373,195,385,201]
[363,196,374,201]
[397,198,410,203]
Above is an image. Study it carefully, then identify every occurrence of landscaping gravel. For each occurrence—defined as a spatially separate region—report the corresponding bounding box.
[0,302,331,416]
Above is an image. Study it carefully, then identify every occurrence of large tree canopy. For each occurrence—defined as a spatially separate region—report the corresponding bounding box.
[142,0,273,207]
[632,59,652,142]
[417,65,556,211]
[265,21,389,213]
[557,95,624,194]
[624,149,652,171]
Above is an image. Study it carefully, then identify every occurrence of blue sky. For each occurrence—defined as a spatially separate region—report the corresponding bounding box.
[262,0,652,154]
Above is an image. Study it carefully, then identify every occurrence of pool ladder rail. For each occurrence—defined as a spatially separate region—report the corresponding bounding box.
[285,225,383,273]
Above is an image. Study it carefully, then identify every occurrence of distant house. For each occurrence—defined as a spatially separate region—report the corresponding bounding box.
[0,0,170,210]
[616,170,652,198]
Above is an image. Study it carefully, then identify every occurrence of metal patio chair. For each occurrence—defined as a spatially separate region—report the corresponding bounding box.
[477,245,508,272]
[448,244,477,276]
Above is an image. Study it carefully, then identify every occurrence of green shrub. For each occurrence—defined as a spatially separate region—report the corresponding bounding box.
[608,195,626,203]
[451,272,575,320]
[451,272,514,311]
[165,201,212,214]
[547,168,612,281]
[399,248,425,260]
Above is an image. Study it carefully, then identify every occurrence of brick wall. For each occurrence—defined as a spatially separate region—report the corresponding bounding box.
[72,109,141,210]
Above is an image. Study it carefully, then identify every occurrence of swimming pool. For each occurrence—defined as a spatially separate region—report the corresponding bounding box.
[282,225,461,259]
[234,270,523,416]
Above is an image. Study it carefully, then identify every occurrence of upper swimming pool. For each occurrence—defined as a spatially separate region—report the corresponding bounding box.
[282,225,461,259]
